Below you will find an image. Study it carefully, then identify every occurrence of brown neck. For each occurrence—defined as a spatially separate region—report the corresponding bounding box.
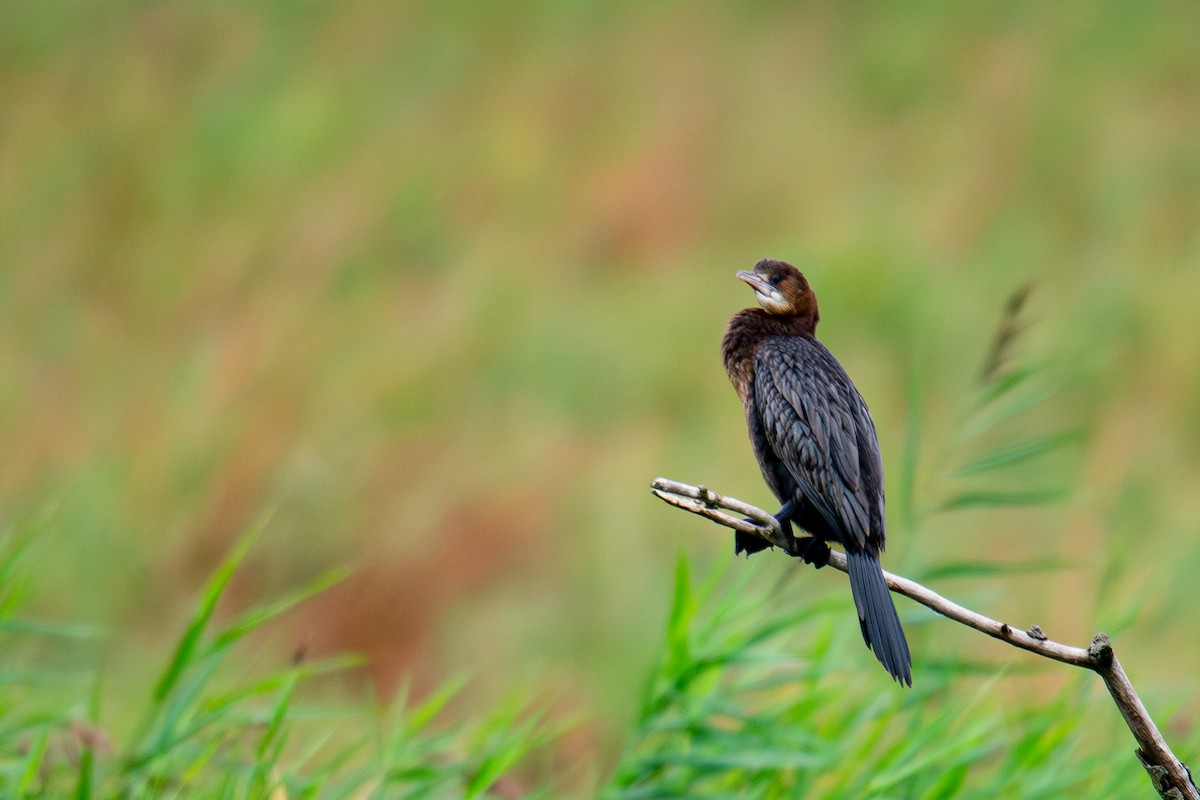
[722,308,818,401]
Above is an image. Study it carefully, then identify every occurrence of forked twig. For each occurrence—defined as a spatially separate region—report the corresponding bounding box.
[651,477,1197,800]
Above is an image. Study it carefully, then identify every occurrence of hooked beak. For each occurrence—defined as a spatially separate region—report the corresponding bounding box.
[736,270,773,294]
[737,269,791,314]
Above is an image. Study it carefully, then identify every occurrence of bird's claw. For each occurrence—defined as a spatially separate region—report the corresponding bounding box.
[734,524,773,557]
[792,536,831,568]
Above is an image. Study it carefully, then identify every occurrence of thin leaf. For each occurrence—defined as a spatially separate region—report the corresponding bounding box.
[953,431,1081,476]
[0,618,106,638]
[404,674,468,734]
[153,515,268,703]
[666,555,693,664]
[131,653,223,770]
[208,566,349,654]
[919,557,1073,581]
[73,743,94,800]
[0,540,32,596]
[250,672,297,793]
[176,734,224,791]
[961,384,1055,439]
[18,729,50,795]
[939,487,1067,511]
[465,716,541,799]
[977,363,1040,406]
[632,748,825,770]
[199,656,360,720]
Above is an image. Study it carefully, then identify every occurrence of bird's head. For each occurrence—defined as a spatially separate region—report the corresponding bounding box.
[736,259,820,325]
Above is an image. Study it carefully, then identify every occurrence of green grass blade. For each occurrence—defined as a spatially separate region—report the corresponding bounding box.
[176,736,228,792]
[19,729,50,794]
[153,516,267,703]
[464,716,540,799]
[207,566,350,655]
[977,363,1039,406]
[199,656,361,721]
[953,431,1081,476]
[939,487,1067,511]
[665,555,693,673]
[0,618,106,638]
[131,653,223,770]
[249,672,298,795]
[919,557,1073,581]
[961,385,1055,439]
[73,744,94,800]
[404,673,468,734]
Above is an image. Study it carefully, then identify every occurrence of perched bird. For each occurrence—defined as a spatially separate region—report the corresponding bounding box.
[722,259,912,686]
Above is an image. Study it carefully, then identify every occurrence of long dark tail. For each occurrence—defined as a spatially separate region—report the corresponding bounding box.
[846,548,912,686]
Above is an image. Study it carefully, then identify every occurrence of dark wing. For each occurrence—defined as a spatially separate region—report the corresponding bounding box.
[753,336,885,552]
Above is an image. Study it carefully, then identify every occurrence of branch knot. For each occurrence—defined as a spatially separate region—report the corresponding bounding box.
[1088,633,1114,668]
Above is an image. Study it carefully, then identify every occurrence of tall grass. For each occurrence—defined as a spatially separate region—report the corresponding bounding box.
[1,506,1193,796]
[0,521,561,799]
[603,557,1158,799]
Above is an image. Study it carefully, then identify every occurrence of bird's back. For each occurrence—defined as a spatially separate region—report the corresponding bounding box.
[751,335,885,555]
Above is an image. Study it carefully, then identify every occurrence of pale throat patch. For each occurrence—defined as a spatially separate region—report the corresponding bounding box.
[755,289,791,314]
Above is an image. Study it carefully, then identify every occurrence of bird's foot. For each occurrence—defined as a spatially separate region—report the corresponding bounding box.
[734,526,773,557]
[733,502,798,559]
[793,536,831,568]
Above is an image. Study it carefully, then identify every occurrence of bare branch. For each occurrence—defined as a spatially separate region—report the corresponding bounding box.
[651,477,1198,800]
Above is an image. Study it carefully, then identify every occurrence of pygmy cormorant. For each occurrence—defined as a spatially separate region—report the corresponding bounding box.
[722,259,912,686]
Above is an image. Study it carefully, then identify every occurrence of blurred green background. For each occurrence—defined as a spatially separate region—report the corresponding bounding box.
[3,0,1200,787]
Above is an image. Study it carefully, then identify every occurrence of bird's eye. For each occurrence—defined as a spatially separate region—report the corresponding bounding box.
[769,274,783,286]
